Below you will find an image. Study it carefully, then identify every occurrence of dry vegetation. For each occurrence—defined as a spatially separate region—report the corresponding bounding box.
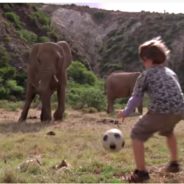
[0,107,184,182]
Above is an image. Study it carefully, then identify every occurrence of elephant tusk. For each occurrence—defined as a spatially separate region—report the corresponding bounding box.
[53,75,59,83]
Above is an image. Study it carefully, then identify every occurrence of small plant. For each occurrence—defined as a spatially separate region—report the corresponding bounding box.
[67,61,97,85]
[67,83,106,111]
[0,45,10,67]
[17,29,37,43]
[38,36,50,42]
[4,12,22,29]
[92,11,106,22]
[0,67,24,100]
[30,11,50,27]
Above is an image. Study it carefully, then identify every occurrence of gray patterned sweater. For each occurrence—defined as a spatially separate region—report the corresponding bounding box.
[123,66,184,115]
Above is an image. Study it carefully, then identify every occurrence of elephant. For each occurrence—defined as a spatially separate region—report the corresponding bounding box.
[18,41,72,122]
[106,72,143,114]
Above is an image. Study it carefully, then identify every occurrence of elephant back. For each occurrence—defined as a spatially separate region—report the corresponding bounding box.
[106,72,141,97]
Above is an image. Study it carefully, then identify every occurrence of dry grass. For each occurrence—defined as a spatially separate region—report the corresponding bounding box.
[0,108,184,182]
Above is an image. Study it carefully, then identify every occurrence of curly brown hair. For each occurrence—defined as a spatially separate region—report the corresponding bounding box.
[139,37,170,64]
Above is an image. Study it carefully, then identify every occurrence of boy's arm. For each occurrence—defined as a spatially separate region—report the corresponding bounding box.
[122,95,143,116]
[121,72,147,117]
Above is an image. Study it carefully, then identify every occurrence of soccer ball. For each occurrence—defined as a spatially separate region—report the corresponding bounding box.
[102,128,125,152]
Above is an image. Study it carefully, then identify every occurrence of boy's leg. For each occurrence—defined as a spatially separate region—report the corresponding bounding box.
[132,139,146,171]
[165,132,180,172]
[125,138,149,182]
[166,133,178,161]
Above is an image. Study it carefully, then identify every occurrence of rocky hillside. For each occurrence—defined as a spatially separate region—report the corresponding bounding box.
[43,4,184,86]
[1,3,184,88]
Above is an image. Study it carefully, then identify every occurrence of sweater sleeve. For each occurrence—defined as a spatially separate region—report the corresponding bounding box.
[132,72,147,97]
[122,72,147,117]
[122,95,143,116]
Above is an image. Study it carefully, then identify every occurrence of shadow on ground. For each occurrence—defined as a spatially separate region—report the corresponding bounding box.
[0,120,55,134]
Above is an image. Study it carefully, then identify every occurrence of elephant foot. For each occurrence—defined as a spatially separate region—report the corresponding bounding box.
[41,117,52,121]
[18,116,26,123]
[40,114,52,122]
[107,109,113,114]
[54,111,63,121]
[40,110,52,122]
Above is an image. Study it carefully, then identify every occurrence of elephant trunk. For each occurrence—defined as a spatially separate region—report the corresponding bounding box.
[37,73,59,94]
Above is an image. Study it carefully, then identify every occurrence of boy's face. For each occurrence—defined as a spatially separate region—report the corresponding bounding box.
[142,58,154,69]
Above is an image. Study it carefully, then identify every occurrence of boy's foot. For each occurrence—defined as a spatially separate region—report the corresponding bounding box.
[165,161,181,173]
[124,169,150,183]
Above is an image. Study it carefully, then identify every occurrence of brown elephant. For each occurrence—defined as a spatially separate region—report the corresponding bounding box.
[106,72,143,114]
[18,41,72,122]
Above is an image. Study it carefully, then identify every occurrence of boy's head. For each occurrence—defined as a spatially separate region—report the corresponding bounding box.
[139,37,170,64]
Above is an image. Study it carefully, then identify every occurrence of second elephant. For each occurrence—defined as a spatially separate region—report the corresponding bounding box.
[106,72,143,114]
[19,41,72,122]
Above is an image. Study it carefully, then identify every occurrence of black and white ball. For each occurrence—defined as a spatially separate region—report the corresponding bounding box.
[102,128,125,152]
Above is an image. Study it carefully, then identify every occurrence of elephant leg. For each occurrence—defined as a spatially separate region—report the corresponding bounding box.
[107,96,114,114]
[54,85,66,121]
[40,92,52,122]
[137,102,143,114]
[18,84,36,122]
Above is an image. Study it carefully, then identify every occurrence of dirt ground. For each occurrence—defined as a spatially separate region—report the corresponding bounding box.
[0,108,184,183]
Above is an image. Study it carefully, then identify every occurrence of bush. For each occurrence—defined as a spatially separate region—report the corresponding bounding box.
[0,67,16,80]
[92,11,106,22]
[67,83,106,111]
[17,29,37,43]
[79,88,106,111]
[30,11,50,26]
[0,45,10,67]
[0,67,24,99]
[67,61,97,85]
[38,36,50,42]
[6,80,24,97]
[15,70,27,88]
[4,12,22,29]
[0,87,7,99]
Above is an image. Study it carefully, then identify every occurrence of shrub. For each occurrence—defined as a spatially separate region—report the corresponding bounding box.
[67,61,97,85]
[79,88,106,111]
[38,36,50,42]
[30,11,50,26]
[0,67,16,81]
[0,45,10,67]
[6,80,24,96]
[0,67,24,99]
[47,30,58,41]
[67,83,106,111]
[0,87,7,99]
[92,11,106,22]
[17,29,37,43]
[4,12,22,29]
[15,70,27,87]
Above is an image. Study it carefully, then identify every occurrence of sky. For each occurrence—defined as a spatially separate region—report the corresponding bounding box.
[76,1,184,14]
[2,0,184,14]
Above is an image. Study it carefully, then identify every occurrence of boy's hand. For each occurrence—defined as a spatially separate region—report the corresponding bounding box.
[117,110,125,122]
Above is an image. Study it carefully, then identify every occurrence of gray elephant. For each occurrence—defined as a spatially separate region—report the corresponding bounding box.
[18,41,72,122]
[106,72,143,114]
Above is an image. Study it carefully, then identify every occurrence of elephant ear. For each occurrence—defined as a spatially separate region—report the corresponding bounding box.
[56,48,67,86]
[57,41,72,69]
[30,43,41,65]
[28,43,41,88]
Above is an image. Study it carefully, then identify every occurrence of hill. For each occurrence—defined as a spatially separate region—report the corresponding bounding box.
[43,4,184,86]
[1,3,184,90]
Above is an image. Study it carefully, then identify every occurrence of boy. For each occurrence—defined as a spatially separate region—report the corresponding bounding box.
[117,37,184,182]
